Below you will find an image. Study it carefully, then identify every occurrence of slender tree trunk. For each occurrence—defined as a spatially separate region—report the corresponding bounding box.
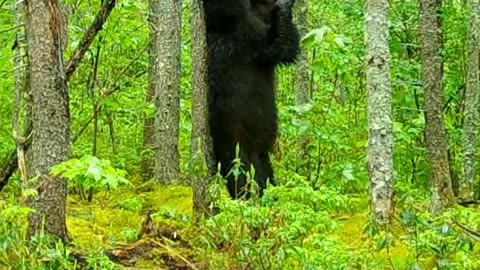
[460,0,479,202]
[142,11,156,179]
[13,0,29,188]
[107,112,118,154]
[419,0,455,215]
[25,0,70,242]
[149,0,182,184]
[293,0,309,104]
[141,83,156,180]
[293,0,310,172]
[364,0,395,223]
[190,0,215,220]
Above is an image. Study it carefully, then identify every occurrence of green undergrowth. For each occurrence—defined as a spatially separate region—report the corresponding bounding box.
[67,183,193,250]
[64,182,480,269]
[2,180,480,269]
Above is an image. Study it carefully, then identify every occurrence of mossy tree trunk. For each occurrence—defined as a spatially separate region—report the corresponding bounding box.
[364,0,395,223]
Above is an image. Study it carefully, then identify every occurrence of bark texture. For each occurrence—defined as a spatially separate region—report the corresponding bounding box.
[25,0,70,242]
[13,0,29,186]
[293,0,309,104]
[293,0,311,168]
[150,0,182,184]
[140,86,155,180]
[190,0,215,219]
[460,0,479,202]
[419,0,455,215]
[141,84,155,180]
[364,0,395,223]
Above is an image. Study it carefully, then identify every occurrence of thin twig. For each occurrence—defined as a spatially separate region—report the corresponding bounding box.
[454,221,480,240]
[0,24,24,34]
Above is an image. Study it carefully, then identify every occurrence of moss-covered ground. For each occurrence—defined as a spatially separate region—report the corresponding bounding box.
[65,183,454,270]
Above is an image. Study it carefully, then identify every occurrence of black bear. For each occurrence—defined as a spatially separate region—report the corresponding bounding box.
[204,0,300,199]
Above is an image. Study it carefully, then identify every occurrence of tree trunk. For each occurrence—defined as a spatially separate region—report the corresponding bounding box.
[25,0,70,242]
[293,0,309,104]
[190,0,215,220]
[141,82,155,180]
[149,0,182,184]
[419,0,455,215]
[13,0,29,187]
[293,0,310,173]
[460,0,479,202]
[364,0,395,223]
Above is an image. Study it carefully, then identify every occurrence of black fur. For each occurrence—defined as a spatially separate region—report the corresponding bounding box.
[204,0,300,199]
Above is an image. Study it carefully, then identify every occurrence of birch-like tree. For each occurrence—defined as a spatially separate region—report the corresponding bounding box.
[364,0,395,223]
[190,0,215,219]
[460,0,479,203]
[419,0,455,214]
[149,0,182,184]
[25,0,70,241]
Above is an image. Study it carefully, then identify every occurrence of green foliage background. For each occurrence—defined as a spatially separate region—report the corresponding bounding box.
[0,0,479,269]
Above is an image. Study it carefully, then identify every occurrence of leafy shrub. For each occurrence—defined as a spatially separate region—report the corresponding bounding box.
[51,155,132,199]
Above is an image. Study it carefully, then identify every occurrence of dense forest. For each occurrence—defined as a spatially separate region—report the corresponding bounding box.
[1,0,480,269]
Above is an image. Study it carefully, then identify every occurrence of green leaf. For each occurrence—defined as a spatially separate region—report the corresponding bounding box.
[342,164,355,182]
[334,37,346,48]
[377,237,387,250]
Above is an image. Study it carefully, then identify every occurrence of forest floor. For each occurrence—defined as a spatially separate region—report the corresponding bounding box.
[65,182,475,269]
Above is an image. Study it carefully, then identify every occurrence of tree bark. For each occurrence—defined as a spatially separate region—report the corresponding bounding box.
[150,0,182,184]
[419,0,455,215]
[460,0,479,202]
[364,0,395,223]
[13,0,29,187]
[293,0,309,105]
[190,0,215,220]
[141,81,155,180]
[25,0,70,242]
[292,0,311,172]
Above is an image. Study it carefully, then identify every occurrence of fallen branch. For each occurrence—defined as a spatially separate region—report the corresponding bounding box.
[454,221,480,241]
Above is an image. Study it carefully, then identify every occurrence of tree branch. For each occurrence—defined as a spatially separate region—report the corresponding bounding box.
[65,0,116,81]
